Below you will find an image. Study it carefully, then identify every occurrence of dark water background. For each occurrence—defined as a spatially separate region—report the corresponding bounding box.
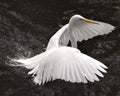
[0,0,120,96]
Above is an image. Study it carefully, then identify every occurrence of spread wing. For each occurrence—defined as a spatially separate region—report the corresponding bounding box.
[19,46,107,84]
[59,20,115,46]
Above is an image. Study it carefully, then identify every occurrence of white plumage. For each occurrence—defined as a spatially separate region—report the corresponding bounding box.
[59,15,115,48]
[12,15,115,85]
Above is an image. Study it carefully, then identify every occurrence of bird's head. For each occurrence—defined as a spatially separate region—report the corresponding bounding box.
[69,15,99,25]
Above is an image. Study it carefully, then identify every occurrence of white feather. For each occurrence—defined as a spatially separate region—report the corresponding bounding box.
[15,47,107,85]
[60,19,115,46]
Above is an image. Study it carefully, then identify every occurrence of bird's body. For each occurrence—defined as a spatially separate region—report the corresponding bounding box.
[12,15,115,85]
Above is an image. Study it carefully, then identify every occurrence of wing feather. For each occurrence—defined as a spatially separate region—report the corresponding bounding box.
[15,47,107,84]
[60,20,115,45]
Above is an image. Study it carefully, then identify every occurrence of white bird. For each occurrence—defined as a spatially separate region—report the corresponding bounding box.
[12,15,115,85]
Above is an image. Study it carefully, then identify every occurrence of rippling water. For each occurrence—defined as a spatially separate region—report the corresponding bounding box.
[0,0,120,96]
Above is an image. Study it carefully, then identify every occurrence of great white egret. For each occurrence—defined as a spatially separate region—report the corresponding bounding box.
[12,15,115,85]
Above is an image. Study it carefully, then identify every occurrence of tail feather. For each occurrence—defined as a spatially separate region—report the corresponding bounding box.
[12,46,107,85]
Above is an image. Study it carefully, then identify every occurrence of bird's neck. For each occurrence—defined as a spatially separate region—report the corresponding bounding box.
[46,24,69,50]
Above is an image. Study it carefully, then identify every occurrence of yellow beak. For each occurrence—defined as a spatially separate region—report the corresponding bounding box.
[82,18,99,24]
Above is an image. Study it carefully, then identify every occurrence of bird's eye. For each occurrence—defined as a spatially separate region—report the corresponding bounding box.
[79,19,82,21]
